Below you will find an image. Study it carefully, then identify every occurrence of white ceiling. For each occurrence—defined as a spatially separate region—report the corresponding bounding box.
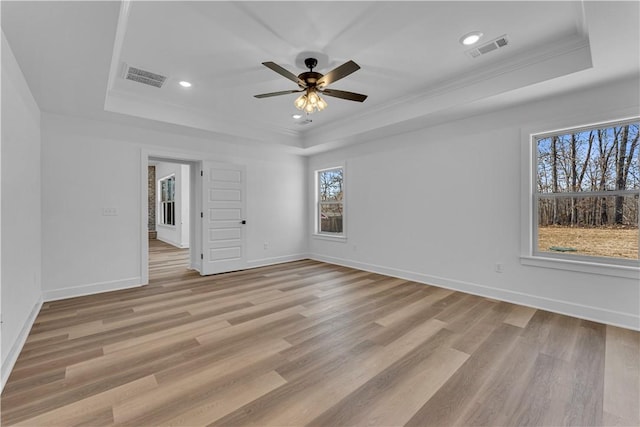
[2,1,639,154]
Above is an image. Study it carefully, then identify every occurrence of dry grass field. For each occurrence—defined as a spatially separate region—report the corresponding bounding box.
[538,226,639,259]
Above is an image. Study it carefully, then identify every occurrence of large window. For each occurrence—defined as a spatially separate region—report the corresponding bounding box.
[317,167,344,235]
[533,119,639,265]
[159,175,176,226]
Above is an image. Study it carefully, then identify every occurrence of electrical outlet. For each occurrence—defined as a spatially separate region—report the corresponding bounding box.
[102,207,118,216]
[495,263,504,273]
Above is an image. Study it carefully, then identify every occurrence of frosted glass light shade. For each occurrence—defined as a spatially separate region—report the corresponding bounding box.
[294,94,307,110]
[307,91,319,105]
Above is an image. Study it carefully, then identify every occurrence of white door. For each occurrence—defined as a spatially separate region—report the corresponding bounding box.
[201,161,246,275]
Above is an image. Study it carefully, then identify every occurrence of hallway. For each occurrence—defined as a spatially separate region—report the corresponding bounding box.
[148,238,190,281]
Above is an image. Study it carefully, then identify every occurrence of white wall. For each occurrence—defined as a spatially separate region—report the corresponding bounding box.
[41,117,141,300]
[155,161,189,249]
[1,31,43,389]
[41,113,307,300]
[308,76,640,330]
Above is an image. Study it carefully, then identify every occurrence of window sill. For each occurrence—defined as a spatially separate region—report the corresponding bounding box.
[520,255,640,279]
[312,233,347,243]
[157,224,176,229]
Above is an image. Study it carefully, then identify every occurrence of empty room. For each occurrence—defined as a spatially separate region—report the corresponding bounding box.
[1,1,639,426]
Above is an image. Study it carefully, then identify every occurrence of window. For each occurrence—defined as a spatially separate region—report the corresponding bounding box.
[159,175,176,226]
[532,119,639,266]
[317,167,344,235]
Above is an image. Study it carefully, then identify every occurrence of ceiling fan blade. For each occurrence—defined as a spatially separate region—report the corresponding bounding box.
[262,62,306,87]
[317,60,360,87]
[321,88,368,102]
[254,89,303,99]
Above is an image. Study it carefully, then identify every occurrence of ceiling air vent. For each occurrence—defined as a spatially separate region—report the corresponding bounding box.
[466,35,509,58]
[123,64,167,88]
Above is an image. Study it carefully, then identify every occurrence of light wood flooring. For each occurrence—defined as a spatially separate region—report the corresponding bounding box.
[1,239,639,426]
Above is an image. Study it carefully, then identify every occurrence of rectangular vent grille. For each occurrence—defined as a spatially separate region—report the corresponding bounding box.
[478,43,498,55]
[466,35,509,58]
[124,66,166,88]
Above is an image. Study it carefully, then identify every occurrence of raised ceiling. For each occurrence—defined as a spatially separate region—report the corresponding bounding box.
[2,1,639,154]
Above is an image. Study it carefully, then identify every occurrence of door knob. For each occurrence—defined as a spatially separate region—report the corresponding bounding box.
[241,220,247,224]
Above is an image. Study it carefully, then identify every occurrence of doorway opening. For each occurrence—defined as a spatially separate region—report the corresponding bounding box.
[146,157,198,282]
[141,152,247,284]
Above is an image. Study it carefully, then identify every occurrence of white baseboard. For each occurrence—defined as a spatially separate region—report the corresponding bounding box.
[246,253,309,270]
[310,254,640,331]
[43,277,143,302]
[1,297,43,392]
[156,236,182,249]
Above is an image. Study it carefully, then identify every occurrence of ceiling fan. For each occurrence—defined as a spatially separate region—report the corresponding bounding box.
[254,57,367,113]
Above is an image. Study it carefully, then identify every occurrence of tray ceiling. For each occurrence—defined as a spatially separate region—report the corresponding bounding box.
[2,1,638,153]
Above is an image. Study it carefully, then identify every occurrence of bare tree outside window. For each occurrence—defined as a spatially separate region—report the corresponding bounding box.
[535,120,639,261]
[318,168,344,234]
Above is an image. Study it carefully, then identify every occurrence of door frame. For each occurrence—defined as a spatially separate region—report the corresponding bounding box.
[140,148,204,285]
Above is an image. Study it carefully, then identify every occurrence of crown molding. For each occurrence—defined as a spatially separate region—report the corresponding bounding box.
[104,88,302,148]
[301,34,592,151]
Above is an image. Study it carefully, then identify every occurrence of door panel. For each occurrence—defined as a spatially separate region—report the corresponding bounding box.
[210,228,241,241]
[210,208,241,220]
[210,187,241,199]
[201,161,246,275]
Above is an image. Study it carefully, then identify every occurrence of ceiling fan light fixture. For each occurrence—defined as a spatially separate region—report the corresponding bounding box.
[294,88,327,113]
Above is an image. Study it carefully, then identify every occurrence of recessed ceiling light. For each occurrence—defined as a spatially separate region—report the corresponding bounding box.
[292,114,303,119]
[460,32,483,46]
[179,81,192,88]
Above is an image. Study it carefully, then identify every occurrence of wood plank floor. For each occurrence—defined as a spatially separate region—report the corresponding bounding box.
[1,239,638,426]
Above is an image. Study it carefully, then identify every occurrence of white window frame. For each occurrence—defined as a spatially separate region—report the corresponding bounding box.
[158,174,176,227]
[314,166,346,240]
[520,114,640,279]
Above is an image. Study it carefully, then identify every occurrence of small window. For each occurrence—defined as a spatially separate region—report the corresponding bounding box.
[159,175,176,226]
[533,119,639,265]
[317,167,344,235]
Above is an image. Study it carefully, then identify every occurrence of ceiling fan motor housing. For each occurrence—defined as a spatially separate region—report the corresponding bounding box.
[299,58,322,88]
[304,57,318,70]
[298,71,323,88]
